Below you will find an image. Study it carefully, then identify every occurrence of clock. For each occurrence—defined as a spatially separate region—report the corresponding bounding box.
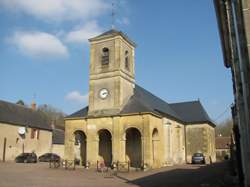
[99,88,109,99]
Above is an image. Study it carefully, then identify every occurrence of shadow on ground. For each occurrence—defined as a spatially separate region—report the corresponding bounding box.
[116,162,236,187]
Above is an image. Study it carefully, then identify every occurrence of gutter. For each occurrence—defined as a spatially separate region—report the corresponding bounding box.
[213,0,232,68]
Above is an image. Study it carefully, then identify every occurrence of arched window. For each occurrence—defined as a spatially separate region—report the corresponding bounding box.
[125,50,129,70]
[102,48,109,65]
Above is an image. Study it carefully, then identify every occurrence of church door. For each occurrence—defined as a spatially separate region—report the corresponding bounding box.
[98,129,112,166]
[74,131,87,166]
[126,128,142,168]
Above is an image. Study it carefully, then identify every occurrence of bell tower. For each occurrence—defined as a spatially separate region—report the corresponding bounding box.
[88,30,136,116]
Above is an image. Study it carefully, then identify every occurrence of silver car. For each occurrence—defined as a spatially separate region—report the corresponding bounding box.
[191,153,205,164]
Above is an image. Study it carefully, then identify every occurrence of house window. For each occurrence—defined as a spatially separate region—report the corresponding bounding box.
[31,129,40,139]
[125,50,129,71]
[102,48,109,65]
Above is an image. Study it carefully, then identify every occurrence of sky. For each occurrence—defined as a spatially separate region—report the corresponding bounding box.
[0,0,233,124]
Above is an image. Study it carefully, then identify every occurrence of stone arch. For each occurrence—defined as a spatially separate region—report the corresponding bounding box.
[74,130,87,166]
[152,128,160,165]
[125,127,142,168]
[124,126,143,138]
[98,129,112,166]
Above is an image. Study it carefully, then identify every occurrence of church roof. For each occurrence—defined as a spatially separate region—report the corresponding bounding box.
[89,29,136,47]
[0,100,52,131]
[67,106,88,118]
[169,101,215,126]
[120,85,181,120]
[52,128,65,145]
[215,136,231,149]
[66,86,215,127]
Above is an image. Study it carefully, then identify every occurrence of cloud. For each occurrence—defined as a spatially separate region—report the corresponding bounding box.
[0,0,110,22]
[64,21,103,44]
[65,91,88,103]
[117,17,130,26]
[7,31,69,58]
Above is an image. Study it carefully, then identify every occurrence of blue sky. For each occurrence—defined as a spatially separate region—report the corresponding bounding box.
[0,0,233,123]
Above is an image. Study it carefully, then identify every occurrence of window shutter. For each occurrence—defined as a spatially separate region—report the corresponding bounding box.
[37,130,40,139]
[31,129,35,139]
[102,48,109,65]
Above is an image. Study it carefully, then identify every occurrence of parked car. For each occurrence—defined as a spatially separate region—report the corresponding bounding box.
[191,153,206,164]
[15,153,37,163]
[38,153,60,162]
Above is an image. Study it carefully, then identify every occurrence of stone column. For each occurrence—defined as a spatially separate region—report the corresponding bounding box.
[142,115,151,168]
[120,136,126,162]
[163,119,172,166]
[87,137,99,167]
[64,127,75,161]
[112,117,120,163]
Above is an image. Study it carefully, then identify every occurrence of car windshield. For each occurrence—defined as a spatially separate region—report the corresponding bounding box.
[194,153,203,157]
[19,153,28,156]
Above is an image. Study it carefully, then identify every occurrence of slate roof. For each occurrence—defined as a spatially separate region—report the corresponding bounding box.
[215,137,231,149]
[169,101,215,126]
[121,85,181,120]
[89,29,136,47]
[66,84,180,119]
[67,106,88,118]
[66,85,214,126]
[0,100,52,131]
[52,129,65,145]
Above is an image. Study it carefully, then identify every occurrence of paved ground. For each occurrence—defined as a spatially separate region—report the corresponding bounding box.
[0,162,231,187]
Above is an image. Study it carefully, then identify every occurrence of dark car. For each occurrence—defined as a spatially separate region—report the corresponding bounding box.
[38,153,60,162]
[191,153,206,164]
[15,153,37,163]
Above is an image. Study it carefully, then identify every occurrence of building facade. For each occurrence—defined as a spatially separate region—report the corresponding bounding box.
[64,30,216,169]
[215,136,231,161]
[214,0,250,186]
[0,100,52,161]
[52,129,65,158]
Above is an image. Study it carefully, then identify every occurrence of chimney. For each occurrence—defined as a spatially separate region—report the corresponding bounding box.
[51,120,55,130]
[31,101,36,110]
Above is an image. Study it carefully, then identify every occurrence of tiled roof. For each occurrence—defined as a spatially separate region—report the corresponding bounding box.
[121,85,181,120]
[215,137,231,149]
[66,85,214,127]
[169,101,215,126]
[67,106,88,118]
[89,29,136,47]
[52,129,64,145]
[0,100,52,131]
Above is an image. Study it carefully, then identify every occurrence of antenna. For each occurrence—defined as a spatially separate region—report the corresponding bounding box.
[111,1,115,29]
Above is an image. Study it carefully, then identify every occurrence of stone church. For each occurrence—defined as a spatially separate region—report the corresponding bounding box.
[64,29,216,169]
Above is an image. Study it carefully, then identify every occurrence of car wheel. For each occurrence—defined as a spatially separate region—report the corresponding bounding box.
[24,159,28,163]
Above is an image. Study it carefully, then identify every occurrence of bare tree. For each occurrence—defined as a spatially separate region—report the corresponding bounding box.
[37,104,66,130]
[215,118,233,137]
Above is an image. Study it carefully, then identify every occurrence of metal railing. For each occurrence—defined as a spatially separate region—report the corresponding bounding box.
[116,161,130,172]
[49,159,75,170]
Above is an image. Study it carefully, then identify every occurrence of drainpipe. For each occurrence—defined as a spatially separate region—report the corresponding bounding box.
[184,124,187,163]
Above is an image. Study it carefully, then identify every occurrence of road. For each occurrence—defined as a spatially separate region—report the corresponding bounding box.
[0,162,232,187]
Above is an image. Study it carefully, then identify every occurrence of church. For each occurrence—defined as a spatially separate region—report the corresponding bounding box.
[64,29,216,169]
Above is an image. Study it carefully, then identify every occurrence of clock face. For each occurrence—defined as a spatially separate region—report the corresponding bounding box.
[99,88,109,99]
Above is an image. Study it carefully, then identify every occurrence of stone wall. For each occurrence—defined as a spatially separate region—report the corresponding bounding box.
[88,36,135,115]
[0,122,52,161]
[51,144,64,158]
[64,113,168,169]
[185,123,216,163]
